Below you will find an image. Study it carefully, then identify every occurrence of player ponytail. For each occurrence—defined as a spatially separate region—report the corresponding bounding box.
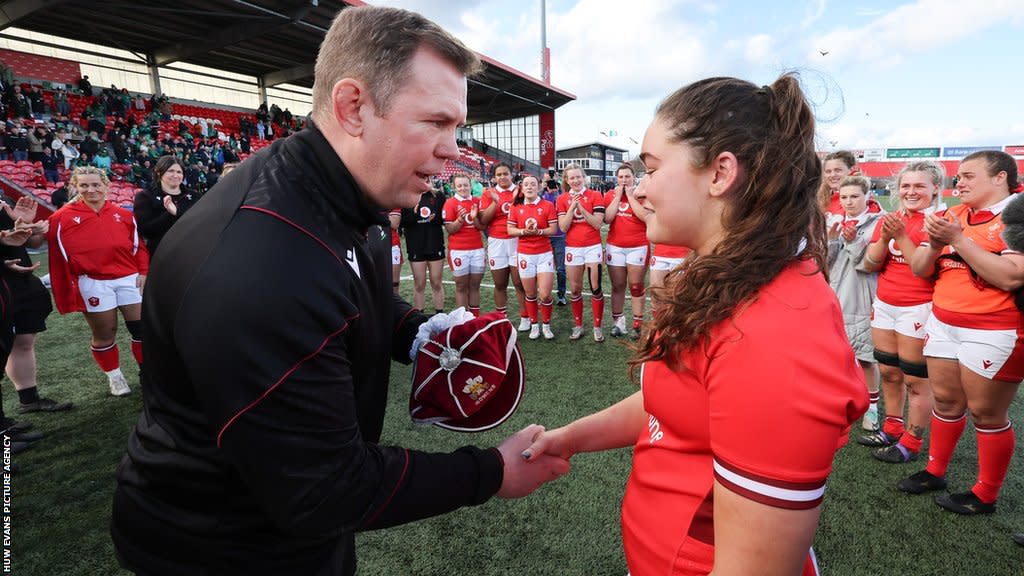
[631,73,823,377]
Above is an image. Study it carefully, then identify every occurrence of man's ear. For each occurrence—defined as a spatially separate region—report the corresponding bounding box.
[708,151,740,197]
[332,78,368,137]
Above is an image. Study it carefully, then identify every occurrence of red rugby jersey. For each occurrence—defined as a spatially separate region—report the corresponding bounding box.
[652,243,690,259]
[871,211,935,306]
[622,260,865,576]
[48,200,150,314]
[479,187,516,240]
[604,190,648,248]
[442,195,483,250]
[931,197,1020,329]
[556,189,604,247]
[508,199,556,255]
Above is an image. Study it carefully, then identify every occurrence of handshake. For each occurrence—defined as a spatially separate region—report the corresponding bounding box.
[409,308,576,499]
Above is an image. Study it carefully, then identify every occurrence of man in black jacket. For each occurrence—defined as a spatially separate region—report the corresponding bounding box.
[111,6,567,576]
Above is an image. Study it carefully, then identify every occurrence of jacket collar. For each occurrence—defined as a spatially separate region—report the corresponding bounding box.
[290,119,387,230]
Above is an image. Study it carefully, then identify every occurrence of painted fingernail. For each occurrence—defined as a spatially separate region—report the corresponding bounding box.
[521,450,531,460]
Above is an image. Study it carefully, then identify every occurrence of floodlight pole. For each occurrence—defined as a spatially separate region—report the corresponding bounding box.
[540,0,550,83]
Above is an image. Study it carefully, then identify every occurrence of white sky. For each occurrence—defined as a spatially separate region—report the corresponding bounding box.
[374,0,1024,157]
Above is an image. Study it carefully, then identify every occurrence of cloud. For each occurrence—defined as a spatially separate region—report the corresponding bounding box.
[744,34,775,65]
[801,0,828,28]
[808,0,1022,69]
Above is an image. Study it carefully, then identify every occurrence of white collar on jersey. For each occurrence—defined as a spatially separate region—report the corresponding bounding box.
[524,197,541,205]
[974,194,1013,216]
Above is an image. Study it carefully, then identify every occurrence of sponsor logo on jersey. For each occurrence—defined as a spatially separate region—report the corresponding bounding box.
[525,217,537,230]
[344,248,361,279]
[501,202,511,215]
[419,206,431,218]
[72,216,81,224]
[619,202,630,213]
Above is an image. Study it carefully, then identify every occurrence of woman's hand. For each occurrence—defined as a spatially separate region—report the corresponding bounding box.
[4,259,39,273]
[136,274,147,295]
[163,194,178,216]
[924,213,961,248]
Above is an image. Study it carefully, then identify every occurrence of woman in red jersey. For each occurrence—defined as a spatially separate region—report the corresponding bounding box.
[479,163,528,329]
[525,74,866,576]
[442,173,486,316]
[857,161,943,464]
[557,165,606,342]
[604,164,649,340]
[507,174,558,340]
[48,166,149,397]
[898,150,1024,516]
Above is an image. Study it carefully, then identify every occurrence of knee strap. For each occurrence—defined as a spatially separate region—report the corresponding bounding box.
[873,349,900,367]
[125,319,143,341]
[588,265,603,296]
[899,359,928,378]
[629,282,645,298]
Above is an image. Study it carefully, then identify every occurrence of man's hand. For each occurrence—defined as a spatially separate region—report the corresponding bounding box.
[496,424,570,499]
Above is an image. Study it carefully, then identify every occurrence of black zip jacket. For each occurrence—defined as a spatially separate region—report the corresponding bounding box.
[111,123,503,576]
[132,184,202,256]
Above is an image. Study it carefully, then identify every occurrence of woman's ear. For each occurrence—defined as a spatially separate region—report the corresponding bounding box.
[708,151,740,197]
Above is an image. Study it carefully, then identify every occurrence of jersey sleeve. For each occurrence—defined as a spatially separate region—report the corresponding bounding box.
[46,210,85,314]
[442,198,457,224]
[555,193,568,216]
[703,310,862,510]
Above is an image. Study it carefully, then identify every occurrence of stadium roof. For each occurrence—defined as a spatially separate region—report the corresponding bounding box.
[0,0,575,124]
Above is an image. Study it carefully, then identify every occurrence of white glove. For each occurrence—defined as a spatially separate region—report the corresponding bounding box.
[409,306,477,361]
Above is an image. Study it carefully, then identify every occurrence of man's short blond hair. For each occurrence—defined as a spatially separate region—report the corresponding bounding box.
[312,6,482,124]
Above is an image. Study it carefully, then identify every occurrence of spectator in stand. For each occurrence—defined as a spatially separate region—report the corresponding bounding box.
[40,146,60,183]
[401,182,447,314]
[47,166,148,397]
[26,86,44,118]
[27,125,47,162]
[79,131,99,163]
[134,93,146,112]
[0,125,8,161]
[603,164,649,339]
[50,183,68,208]
[134,156,201,255]
[78,75,92,95]
[9,128,28,162]
[54,88,71,117]
[93,148,112,173]
[0,197,73,415]
[255,118,265,141]
[239,133,251,154]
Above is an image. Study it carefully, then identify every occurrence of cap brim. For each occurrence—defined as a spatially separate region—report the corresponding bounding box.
[430,342,524,433]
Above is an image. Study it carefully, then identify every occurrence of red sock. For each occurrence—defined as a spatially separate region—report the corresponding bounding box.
[130,339,143,366]
[469,306,480,317]
[925,411,967,477]
[632,315,643,330]
[525,297,538,324]
[899,430,923,453]
[591,294,604,328]
[91,343,120,372]
[496,305,507,318]
[882,416,905,438]
[540,300,552,324]
[570,295,583,327]
[972,422,1015,504]
[868,390,880,408]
